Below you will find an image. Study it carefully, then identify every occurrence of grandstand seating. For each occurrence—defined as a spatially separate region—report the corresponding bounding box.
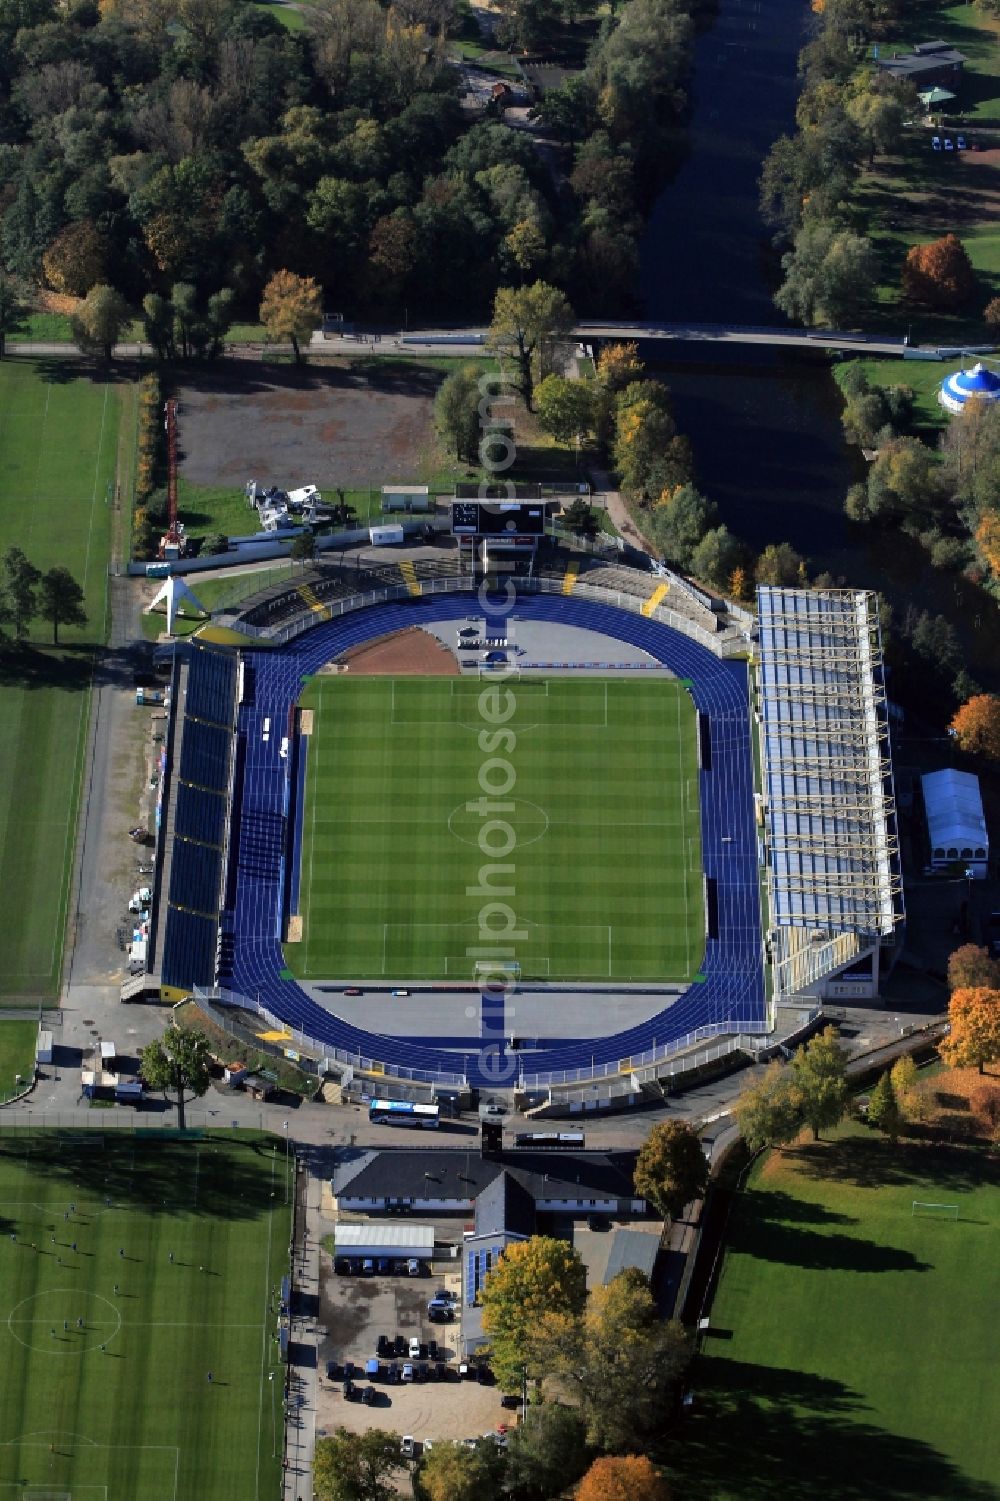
[185,646,237,724]
[178,719,231,792]
[174,782,227,847]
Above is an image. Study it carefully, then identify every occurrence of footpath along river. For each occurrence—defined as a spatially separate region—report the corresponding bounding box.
[635,0,1000,686]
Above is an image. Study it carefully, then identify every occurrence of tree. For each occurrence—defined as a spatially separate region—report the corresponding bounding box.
[596,341,643,392]
[690,526,743,590]
[38,566,87,645]
[313,1428,403,1501]
[649,484,718,571]
[867,1071,901,1140]
[487,281,575,410]
[41,219,106,296]
[562,497,598,538]
[505,1404,588,1500]
[535,374,594,443]
[633,1120,707,1220]
[890,1055,930,1125]
[480,1236,587,1390]
[949,694,1000,761]
[418,1439,506,1501]
[576,1455,670,1501]
[0,547,41,641]
[755,542,804,587]
[0,274,29,358]
[70,284,130,361]
[203,533,230,557]
[968,1078,1000,1139]
[789,1026,847,1140]
[940,987,1000,1075]
[948,944,1000,993]
[733,1062,801,1151]
[775,222,878,327]
[903,234,975,310]
[138,1024,211,1129]
[142,293,176,361]
[544,1269,689,1452]
[977,511,1000,584]
[435,366,482,465]
[290,532,317,566]
[985,296,1000,335]
[259,269,322,363]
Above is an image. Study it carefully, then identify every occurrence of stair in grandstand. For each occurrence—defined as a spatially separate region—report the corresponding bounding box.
[399,559,422,596]
[237,807,286,880]
[295,582,333,619]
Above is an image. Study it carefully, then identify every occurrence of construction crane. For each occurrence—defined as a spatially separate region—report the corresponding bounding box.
[157,397,187,561]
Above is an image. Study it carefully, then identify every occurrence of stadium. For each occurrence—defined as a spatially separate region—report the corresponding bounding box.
[138,510,903,1104]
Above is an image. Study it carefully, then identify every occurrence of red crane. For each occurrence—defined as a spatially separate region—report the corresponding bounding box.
[157,398,184,560]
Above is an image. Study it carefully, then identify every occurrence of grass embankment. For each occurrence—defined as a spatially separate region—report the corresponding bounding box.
[0,359,128,1003]
[669,1122,1000,1500]
[0,1133,291,1500]
[0,1020,39,1099]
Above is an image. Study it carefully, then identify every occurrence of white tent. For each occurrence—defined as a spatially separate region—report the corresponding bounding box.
[922,768,989,877]
[148,574,206,635]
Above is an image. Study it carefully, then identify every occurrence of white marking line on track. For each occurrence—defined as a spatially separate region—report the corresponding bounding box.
[255,1151,276,1501]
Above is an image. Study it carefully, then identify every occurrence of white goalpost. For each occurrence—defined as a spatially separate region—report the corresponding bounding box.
[911,1201,959,1220]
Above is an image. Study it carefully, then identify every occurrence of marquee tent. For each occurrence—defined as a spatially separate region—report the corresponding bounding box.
[921,768,989,877]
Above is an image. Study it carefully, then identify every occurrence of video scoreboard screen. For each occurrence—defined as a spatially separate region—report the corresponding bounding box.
[451,501,545,537]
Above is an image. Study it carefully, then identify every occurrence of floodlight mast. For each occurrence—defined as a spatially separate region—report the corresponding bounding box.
[157,397,183,561]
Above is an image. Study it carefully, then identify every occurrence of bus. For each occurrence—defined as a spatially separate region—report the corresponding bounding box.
[368,1099,440,1129]
[513,1131,586,1148]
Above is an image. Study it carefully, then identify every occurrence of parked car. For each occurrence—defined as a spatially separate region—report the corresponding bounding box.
[343,987,362,995]
[407,1258,423,1277]
[459,1362,472,1380]
[392,1260,411,1276]
[393,1334,407,1358]
[957,135,967,149]
[333,1256,352,1275]
[391,988,410,996]
[361,1258,375,1276]
[361,1385,375,1405]
[944,137,954,150]
[402,1362,415,1383]
[376,1257,392,1274]
[408,1336,422,1359]
[343,1378,356,1400]
[477,1363,493,1384]
[931,135,942,150]
[428,1340,439,1361]
[401,1436,416,1459]
[435,1361,449,1381]
[587,1214,610,1232]
[376,1334,391,1358]
[428,1307,450,1323]
[326,1360,343,1381]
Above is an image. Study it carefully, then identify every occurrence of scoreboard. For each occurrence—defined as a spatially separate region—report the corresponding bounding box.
[451,501,546,537]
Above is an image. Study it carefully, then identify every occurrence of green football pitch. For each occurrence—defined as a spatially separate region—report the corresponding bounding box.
[0,360,128,1003]
[668,1126,1000,1500]
[290,675,704,982]
[0,1132,290,1501]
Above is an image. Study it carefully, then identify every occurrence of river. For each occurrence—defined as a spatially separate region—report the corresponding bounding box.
[636,0,1000,686]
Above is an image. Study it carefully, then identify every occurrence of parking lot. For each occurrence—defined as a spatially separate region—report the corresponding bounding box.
[315,1254,514,1448]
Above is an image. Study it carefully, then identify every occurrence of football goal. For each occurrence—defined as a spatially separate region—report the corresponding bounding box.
[911,1201,959,1220]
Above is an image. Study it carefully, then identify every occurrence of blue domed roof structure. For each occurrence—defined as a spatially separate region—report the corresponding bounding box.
[939,361,1000,414]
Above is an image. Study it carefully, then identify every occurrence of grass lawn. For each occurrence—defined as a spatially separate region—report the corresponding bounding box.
[832,355,950,438]
[0,1132,290,1501]
[668,1125,1000,1500]
[290,676,703,982]
[0,1020,38,1099]
[0,359,130,1003]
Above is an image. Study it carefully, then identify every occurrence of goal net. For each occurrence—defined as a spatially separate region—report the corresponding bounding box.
[911,1201,959,1220]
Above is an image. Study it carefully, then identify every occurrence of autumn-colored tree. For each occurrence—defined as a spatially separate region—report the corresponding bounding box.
[968,1079,1000,1138]
[733,1062,802,1151]
[313,1427,403,1501]
[974,512,1000,583]
[42,220,106,296]
[728,565,749,601]
[949,693,1000,760]
[70,285,130,362]
[902,234,975,310]
[504,218,547,277]
[985,296,1000,334]
[789,1026,848,1140]
[633,1120,708,1219]
[596,340,644,392]
[419,1440,505,1501]
[576,1454,670,1501]
[940,987,1000,1075]
[755,541,804,587]
[948,944,1000,993]
[480,1236,587,1390]
[259,270,322,363]
[890,1055,930,1124]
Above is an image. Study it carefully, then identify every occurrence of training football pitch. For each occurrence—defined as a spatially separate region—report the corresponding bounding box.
[0,360,128,1003]
[0,1132,290,1501]
[291,675,704,982]
[668,1126,1000,1500]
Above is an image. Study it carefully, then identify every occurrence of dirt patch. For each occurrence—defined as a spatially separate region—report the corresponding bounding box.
[176,360,446,489]
[339,627,460,676]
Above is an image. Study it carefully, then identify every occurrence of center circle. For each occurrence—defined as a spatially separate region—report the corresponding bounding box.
[448,799,550,849]
[8,1289,122,1355]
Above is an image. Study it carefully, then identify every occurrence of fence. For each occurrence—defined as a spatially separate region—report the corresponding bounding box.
[221,574,749,658]
[519,1022,772,1092]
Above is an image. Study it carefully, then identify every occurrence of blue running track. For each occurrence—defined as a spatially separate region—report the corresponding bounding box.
[229,595,763,1085]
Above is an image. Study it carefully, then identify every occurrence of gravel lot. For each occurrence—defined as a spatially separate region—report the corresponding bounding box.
[178,360,445,490]
[315,1259,512,1446]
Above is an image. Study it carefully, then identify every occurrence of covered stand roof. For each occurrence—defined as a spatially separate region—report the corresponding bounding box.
[756,587,902,937]
[921,769,988,862]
